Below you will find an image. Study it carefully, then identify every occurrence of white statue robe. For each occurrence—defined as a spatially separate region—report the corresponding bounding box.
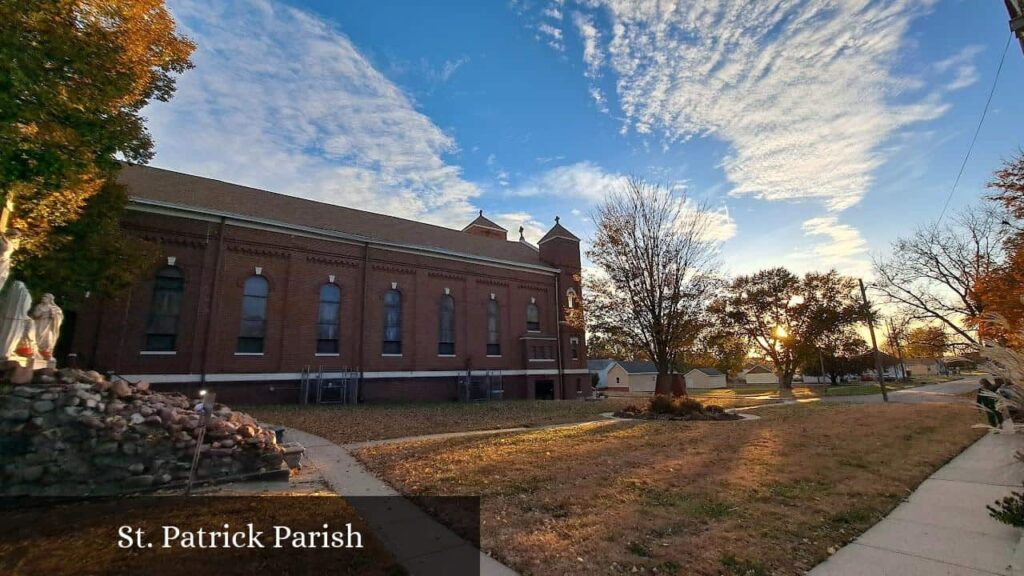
[0,281,34,362]
[31,300,62,358]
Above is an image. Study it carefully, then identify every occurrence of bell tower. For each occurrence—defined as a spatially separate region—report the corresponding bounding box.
[538,217,587,398]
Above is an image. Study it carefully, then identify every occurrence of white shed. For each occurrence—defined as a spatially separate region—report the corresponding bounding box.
[741,364,778,385]
[685,368,727,389]
[618,362,658,394]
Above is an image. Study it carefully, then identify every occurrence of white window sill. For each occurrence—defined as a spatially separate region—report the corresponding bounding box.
[529,359,556,362]
[527,330,541,334]
[234,352,264,356]
[315,353,340,357]
[140,351,176,356]
[437,354,457,358]
[381,353,403,357]
[486,355,503,358]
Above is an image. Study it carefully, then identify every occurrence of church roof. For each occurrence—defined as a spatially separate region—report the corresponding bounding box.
[118,165,554,270]
[538,217,580,244]
[462,211,507,232]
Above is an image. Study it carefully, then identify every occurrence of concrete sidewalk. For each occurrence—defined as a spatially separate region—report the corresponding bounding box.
[283,427,518,576]
[810,431,1024,576]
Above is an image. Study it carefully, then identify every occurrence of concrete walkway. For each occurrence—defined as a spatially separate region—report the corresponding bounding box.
[809,431,1024,576]
[285,426,519,576]
[820,377,981,405]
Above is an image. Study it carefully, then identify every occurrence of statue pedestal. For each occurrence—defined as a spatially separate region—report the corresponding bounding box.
[10,356,51,369]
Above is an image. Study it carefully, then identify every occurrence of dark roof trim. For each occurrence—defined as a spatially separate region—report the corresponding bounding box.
[129,199,562,275]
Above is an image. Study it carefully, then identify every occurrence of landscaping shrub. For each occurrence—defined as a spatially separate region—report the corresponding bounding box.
[613,395,740,421]
[988,484,1024,527]
[673,397,704,416]
[649,394,675,414]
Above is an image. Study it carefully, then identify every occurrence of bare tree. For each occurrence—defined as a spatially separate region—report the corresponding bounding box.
[872,207,1007,345]
[586,177,722,395]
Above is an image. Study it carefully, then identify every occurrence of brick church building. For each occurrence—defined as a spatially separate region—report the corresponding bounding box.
[69,166,589,403]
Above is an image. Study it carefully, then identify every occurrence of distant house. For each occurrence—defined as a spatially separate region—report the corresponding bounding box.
[617,362,659,394]
[588,359,659,395]
[588,359,617,389]
[904,357,945,378]
[685,368,727,389]
[740,364,778,385]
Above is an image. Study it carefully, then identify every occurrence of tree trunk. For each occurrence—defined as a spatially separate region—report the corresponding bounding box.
[779,371,794,391]
[655,373,673,396]
[670,373,686,397]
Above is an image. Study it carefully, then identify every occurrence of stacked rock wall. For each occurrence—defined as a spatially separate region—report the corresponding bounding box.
[0,368,285,495]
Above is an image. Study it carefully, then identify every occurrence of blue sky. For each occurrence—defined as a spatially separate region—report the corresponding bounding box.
[145,0,1023,278]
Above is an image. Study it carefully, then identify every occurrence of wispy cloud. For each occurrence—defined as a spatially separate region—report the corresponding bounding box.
[537,22,565,51]
[797,216,871,276]
[147,0,479,227]
[507,160,624,203]
[530,0,957,275]
[934,45,983,91]
[507,161,736,241]
[492,211,547,244]
[555,0,948,213]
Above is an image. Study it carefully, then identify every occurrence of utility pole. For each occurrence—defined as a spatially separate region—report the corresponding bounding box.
[1008,0,1024,56]
[859,279,889,402]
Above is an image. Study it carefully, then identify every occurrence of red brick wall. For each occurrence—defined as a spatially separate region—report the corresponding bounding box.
[70,208,589,403]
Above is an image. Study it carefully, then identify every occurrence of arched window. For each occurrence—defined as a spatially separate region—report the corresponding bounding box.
[526,302,540,332]
[145,266,184,351]
[487,299,501,356]
[566,288,578,309]
[317,283,341,354]
[237,275,269,353]
[438,294,455,355]
[383,289,402,354]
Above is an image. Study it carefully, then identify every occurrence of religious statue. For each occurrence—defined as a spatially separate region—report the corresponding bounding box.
[0,281,36,363]
[0,230,20,294]
[30,293,62,361]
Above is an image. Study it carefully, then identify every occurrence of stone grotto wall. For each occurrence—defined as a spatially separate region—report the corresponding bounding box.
[0,368,286,496]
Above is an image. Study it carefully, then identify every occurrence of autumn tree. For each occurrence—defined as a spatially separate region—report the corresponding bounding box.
[804,326,869,384]
[1,0,193,258]
[710,268,863,390]
[587,178,722,395]
[903,325,949,358]
[13,181,157,307]
[872,207,1006,344]
[976,151,1024,347]
[683,322,749,378]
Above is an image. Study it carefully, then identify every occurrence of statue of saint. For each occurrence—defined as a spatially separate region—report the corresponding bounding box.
[0,281,35,363]
[30,293,63,360]
[0,230,21,294]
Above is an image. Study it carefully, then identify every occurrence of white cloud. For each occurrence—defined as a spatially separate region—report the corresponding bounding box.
[934,45,982,91]
[572,12,603,77]
[507,161,736,241]
[537,22,565,51]
[543,6,563,20]
[492,211,547,244]
[555,0,949,213]
[507,160,625,203]
[796,216,871,276]
[146,0,479,228]
[440,57,469,82]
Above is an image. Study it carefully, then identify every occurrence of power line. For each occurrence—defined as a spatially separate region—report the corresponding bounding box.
[935,32,1013,226]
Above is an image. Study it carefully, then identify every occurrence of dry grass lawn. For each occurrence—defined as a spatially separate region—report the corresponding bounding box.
[354,402,985,576]
[245,397,772,445]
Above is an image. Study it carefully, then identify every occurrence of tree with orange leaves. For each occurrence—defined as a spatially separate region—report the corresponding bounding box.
[1,0,194,257]
[977,151,1024,347]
